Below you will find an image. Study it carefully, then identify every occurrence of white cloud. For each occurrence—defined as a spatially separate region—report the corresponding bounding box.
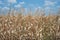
[37,6,42,9]
[1,7,10,14]
[2,7,10,10]
[14,1,25,8]
[14,4,21,8]
[45,1,56,6]
[8,0,17,3]
[19,1,25,4]
[45,7,50,10]
[35,6,41,10]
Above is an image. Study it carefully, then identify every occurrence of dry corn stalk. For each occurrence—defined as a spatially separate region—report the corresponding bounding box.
[0,14,60,40]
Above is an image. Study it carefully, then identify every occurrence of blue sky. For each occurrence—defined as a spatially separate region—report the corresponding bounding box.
[0,0,60,15]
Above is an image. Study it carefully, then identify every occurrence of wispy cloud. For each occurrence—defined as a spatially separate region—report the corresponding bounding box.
[45,7,51,10]
[2,7,10,10]
[8,0,17,3]
[44,0,57,13]
[14,1,25,8]
[19,1,25,5]
[44,0,57,6]
[0,7,10,14]
[14,4,21,8]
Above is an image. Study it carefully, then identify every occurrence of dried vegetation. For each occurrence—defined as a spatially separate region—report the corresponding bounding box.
[0,8,60,40]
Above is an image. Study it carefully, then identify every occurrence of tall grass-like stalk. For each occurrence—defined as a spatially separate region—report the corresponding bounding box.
[0,7,60,40]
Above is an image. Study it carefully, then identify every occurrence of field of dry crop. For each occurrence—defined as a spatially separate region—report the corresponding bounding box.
[0,14,60,40]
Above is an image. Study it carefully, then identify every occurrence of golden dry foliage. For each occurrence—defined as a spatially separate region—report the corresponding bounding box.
[0,14,60,40]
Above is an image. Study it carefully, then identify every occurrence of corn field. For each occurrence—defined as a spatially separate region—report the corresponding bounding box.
[0,13,60,40]
[0,7,60,40]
